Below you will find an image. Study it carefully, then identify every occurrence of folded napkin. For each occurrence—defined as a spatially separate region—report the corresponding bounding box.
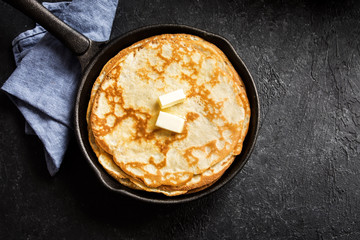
[1,0,118,175]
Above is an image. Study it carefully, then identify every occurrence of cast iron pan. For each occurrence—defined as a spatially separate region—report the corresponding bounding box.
[7,0,260,204]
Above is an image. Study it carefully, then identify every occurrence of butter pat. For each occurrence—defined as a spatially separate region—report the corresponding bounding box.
[159,89,186,109]
[155,111,185,133]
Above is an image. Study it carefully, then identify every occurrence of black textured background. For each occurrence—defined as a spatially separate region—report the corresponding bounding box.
[1,0,360,239]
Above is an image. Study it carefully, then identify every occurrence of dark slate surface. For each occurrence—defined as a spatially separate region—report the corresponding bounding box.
[1,0,360,239]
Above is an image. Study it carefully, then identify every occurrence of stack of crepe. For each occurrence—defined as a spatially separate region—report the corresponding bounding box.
[87,34,250,196]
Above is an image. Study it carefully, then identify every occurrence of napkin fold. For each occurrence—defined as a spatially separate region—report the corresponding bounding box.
[1,0,118,175]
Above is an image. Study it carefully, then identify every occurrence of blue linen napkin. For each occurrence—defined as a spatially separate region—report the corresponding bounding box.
[1,0,118,175]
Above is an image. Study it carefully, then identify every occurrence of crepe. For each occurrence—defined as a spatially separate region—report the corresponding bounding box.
[87,34,250,196]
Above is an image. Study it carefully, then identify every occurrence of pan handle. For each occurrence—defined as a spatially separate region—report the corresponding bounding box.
[4,0,91,56]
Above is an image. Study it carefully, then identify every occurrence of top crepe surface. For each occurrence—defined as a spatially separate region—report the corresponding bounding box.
[90,34,250,189]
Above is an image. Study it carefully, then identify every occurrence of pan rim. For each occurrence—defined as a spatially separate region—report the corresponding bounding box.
[74,24,260,204]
